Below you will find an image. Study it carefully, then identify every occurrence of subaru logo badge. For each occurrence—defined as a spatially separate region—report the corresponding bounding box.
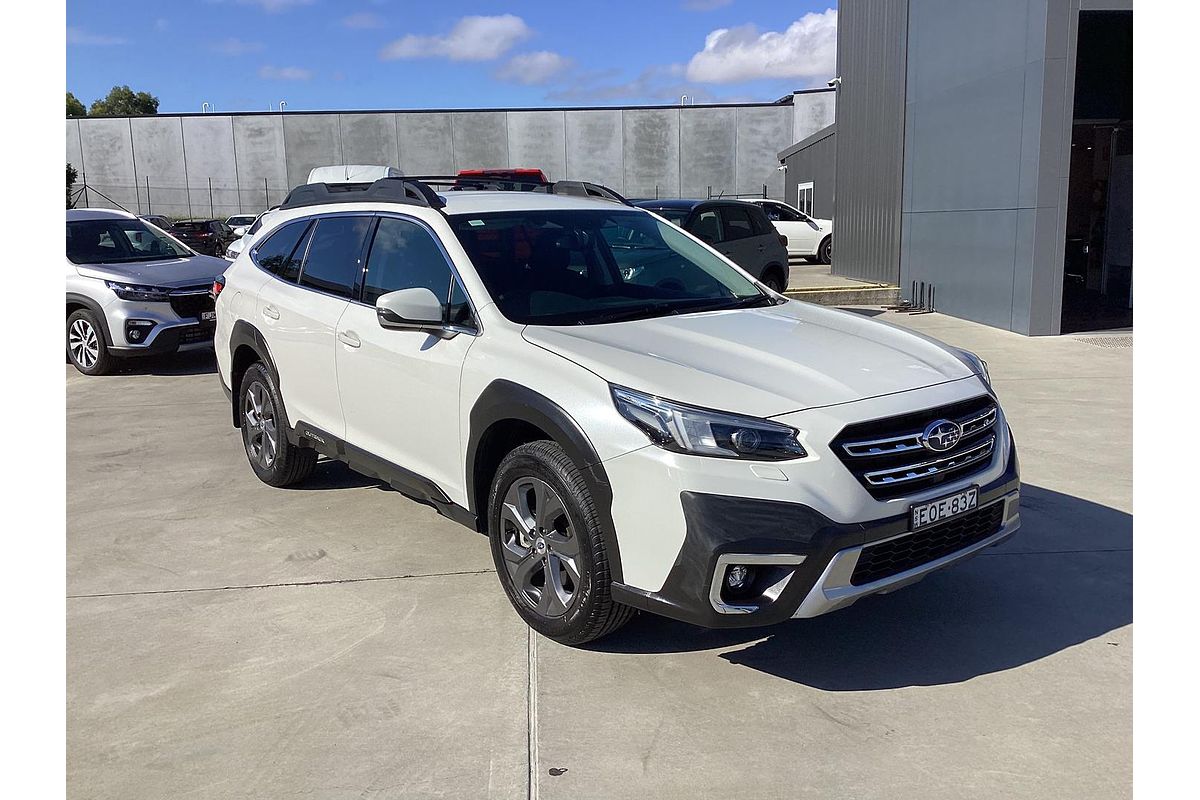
[920,419,962,452]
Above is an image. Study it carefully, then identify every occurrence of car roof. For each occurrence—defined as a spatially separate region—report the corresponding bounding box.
[67,208,136,222]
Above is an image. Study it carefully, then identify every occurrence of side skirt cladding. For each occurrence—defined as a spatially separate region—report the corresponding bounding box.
[466,380,624,584]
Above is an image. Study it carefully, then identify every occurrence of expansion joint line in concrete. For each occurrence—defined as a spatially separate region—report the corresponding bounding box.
[66,569,494,599]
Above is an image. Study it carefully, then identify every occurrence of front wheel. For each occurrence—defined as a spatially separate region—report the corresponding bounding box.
[67,309,113,376]
[488,440,635,645]
[817,236,832,265]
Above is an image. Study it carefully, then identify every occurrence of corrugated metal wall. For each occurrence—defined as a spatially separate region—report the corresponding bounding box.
[831,0,910,284]
[782,127,836,220]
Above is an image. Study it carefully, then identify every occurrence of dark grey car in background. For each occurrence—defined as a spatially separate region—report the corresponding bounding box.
[634,199,790,292]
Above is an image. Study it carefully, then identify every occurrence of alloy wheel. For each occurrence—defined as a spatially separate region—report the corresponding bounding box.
[499,476,581,619]
[68,318,100,370]
[243,381,278,469]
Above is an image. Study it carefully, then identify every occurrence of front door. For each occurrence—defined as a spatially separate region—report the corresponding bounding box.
[715,204,765,277]
[336,215,478,502]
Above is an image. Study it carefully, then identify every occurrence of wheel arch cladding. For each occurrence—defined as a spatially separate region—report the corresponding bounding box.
[467,380,623,582]
[65,293,113,346]
[228,320,282,429]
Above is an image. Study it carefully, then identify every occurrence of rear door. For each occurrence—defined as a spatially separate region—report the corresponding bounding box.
[714,204,765,278]
[761,201,816,255]
[335,214,478,500]
[254,214,373,438]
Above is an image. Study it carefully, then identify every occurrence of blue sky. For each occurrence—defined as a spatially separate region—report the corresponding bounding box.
[66,0,837,113]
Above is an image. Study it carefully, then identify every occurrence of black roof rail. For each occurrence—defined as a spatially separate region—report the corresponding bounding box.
[542,181,631,206]
[279,177,446,210]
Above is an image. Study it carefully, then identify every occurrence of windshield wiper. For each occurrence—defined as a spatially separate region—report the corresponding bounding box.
[579,302,682,325]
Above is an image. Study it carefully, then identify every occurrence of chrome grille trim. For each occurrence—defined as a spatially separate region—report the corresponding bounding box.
[842,403,998,457]
[863,435,996,486]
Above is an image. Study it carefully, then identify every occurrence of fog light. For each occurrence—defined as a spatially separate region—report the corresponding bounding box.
[726,564,752,590]
[125,319,156,344]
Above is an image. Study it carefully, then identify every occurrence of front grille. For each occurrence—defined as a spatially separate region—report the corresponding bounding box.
[850,502,1006,586]
[169,288,214,320]
[178,325,214,345]
[832,395,998,500]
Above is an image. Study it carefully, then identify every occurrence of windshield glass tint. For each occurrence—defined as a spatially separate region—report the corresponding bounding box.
[449,209,763,325]
[67,219,192,264]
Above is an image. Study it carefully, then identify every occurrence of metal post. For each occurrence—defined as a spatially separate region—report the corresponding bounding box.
[707,185,712,199]
[762,183,767,198]
[146,176,152,215]
[929,286,936,312]
[209,177,214,218]
[264,178,269,210]
[82,183,90,208]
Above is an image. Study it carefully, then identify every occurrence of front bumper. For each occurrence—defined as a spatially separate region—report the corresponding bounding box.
[610,440,1020,629]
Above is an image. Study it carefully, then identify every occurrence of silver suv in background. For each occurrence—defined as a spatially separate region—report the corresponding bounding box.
[65,209,228,375]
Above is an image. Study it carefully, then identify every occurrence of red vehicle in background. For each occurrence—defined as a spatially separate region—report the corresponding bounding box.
[454,168,549,190]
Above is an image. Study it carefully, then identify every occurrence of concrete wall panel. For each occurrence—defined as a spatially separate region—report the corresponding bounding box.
[78,117,138,211]
[130,117,188,218]
[181,116,240,218]
[737,106,791,198]
[339,113,399,170]
[792,91,833,142]
[506,111,566,181]
[396,113,454,175]
[451,111,509,171]
[66,120,84,204]
[565,110,623,192]
[622,109,679,200]
[233,116,288,211]
[679,107,735,199]
[282,114,341,191]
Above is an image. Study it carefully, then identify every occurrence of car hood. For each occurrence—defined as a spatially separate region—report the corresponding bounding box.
[522,301,975,418]
[73,255,228,288]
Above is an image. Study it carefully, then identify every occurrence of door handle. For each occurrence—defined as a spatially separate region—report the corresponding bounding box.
[756,244,767,251]
[338,330,361,348]
[262,304,280,320]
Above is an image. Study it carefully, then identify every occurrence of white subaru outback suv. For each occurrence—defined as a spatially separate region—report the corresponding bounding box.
[214,177,1020,645]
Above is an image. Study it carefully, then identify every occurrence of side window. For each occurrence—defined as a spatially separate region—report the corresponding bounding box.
[690,209,722,244]
[362,217,455,307]
[718,206,756,241]
[447,279,477,331]
[253,219,312,282]
[747,207,775,236]
[770,203,801,222]
[298,216,374,299]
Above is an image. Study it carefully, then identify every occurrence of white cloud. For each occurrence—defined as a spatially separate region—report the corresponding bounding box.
[496,51,574,85]
[66,27,127,46]
[683,0,733,10]
[342,12,384,29]
[212,38,265,55]
[259,65,314,80]
[154,18,170,32]
[547,64,722,104]
[685,9,837,84]
[235,0,314,11]
[380,14,531,61]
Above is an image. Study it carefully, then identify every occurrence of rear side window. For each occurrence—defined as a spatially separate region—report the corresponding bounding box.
[254,219,312,282]
[690,209,722,243]
[763,203,801,223]
[362,217,455,306]
[299,216,374,299]
[718,206,756,241]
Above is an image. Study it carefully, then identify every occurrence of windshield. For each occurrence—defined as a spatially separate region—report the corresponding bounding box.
[67,218,193,264]
[174,221,210,232]
[646,207,688,226]
[449,209,770,325]
[227,215,256,227]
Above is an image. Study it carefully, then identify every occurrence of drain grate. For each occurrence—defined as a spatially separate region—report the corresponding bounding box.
[1073,335,1133,349]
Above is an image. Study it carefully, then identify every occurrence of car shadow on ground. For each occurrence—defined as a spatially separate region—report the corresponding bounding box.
[67,349,219,377]
[288,458,391,491]
[591,484,1131,690]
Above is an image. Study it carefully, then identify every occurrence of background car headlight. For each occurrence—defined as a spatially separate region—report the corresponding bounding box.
[611,385,807,460]
[105,281,171,302]
[953,347,991,386]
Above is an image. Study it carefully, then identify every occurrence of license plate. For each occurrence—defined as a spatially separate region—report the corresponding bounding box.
[910,487,978,530]
[200,310,217,322]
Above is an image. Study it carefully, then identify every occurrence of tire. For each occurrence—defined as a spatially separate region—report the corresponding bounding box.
[67,308,113,376]
[488,440,635,645]
[817,236,832,265]
[239,362,317,487]
[761,270,785,293]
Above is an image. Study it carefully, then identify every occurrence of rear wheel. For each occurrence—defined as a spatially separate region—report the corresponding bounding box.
[817,236,832,265]
[66,309,113,376]
[761,270,785,293]
[488,440,635,645]
[240,362,317,487]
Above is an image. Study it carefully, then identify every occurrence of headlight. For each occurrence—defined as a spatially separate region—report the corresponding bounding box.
[611,385,807,461]
[105,281,171,302]
[953,347,991,386]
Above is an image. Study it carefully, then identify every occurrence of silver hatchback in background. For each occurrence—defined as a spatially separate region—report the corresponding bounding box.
[65,209,229,375]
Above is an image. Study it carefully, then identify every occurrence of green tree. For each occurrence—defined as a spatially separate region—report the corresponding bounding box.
[66,91,86,117]
[88,85,159,117]
[67,163,78,209]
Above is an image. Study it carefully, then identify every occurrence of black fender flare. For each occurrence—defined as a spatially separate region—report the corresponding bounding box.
[66,293,113,346]
[228,319,284,429]
[466,380,623,583]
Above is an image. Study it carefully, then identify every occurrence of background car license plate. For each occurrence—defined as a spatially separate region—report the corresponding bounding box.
[201,310,217,322]
[910,487,978,530]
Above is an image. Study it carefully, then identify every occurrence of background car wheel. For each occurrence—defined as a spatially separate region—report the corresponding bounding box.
[818,236,833,265]
[240,362,317,487]
[66,309,113,376]
[762,272,784,293]
[488,440,635,645]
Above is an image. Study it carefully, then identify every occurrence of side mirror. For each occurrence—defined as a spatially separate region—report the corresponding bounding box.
[376,288,446,332]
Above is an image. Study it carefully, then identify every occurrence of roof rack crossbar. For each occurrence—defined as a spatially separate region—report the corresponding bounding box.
[279,177,447,211]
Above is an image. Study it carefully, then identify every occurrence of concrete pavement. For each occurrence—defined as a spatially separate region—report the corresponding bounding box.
[67,310,1131,799]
